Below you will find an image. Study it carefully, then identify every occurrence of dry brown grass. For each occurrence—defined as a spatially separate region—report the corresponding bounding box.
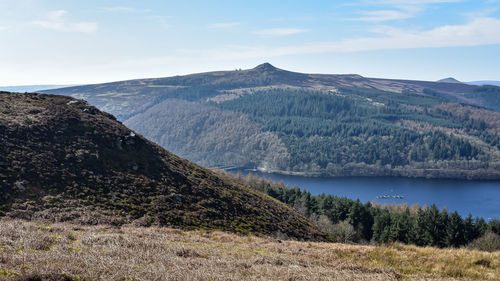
[0,219,497,281]
[333,243,499,280]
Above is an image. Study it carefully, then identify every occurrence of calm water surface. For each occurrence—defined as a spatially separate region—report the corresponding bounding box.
[233,170,500,220]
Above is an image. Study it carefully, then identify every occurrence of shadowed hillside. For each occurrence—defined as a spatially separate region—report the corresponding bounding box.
[0,91,325,240]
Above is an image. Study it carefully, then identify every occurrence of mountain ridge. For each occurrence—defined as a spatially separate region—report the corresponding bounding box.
[45,63,500,112]
[41,64,500,180]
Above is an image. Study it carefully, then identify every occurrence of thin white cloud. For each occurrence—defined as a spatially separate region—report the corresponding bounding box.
[208,22,241,29]
[181,17,500,59]
[345,0,460,22]
[149,15,171,29]
[340,0,461,10]
[463,8,498,18]
[352,9,416,21]
[102,6,151,13]
[252,28,308,36]
[33,10,98,33]
[372,0,461,4]
[0,26,8,31]
[297,17,314,21]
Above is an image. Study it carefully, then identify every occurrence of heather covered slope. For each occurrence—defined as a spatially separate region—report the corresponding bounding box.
[0,91,324,240]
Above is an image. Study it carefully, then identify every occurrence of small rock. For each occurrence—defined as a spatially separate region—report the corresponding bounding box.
[173,194,182,202]
[475,259,491,267]
[14,181,26,192]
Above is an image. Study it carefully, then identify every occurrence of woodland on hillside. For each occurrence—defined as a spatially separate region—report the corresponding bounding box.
[125,85,500,179]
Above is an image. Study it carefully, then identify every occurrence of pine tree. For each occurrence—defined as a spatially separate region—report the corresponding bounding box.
[475,217,488,238]
[435,208,449,248]
[489,219,500,235]
[347,200,373,241]
[389,210,413,244]
[446,211,465,247]
[414,208,432,246]
[373,211,391,243]
[464,214,476,243]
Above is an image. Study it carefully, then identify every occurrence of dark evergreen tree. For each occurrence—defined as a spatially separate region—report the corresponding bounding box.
[489,219,500,235]
[414,208,432,246]
[373,211,391,243]
[389,209,413,244]
[446,211,465,247]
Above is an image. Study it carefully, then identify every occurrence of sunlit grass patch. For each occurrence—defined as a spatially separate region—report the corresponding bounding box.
[332,243,499,280]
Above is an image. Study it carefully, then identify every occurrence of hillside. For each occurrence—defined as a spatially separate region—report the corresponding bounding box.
[43,64,500,179]
[0,220,498,281]
[0,85,72,93]
[43,63,500,114]
[0,91,325,240]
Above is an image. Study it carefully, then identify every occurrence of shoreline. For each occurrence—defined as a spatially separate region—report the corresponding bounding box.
[213,166,500,181]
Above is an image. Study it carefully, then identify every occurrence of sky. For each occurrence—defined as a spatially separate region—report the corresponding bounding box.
[1,0,500,86]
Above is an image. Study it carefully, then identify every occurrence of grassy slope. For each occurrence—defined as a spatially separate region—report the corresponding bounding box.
[0,92,324,240]
[0,219,498,281]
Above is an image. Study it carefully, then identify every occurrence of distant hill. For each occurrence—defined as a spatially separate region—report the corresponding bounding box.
[437,77,462,84]
[467,81,500,87]
[0,91,325,240]
[0,85,71,92]
[44,63,500,113]
[43,64,500,179]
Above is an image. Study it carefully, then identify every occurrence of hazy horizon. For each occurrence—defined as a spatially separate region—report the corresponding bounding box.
[1,63,500,88]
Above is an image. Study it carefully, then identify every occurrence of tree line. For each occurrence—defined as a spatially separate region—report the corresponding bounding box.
[229,172,500,249]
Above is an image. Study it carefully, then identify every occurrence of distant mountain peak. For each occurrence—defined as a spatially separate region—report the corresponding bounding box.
[253,62,278,72]
[437,77,462,84]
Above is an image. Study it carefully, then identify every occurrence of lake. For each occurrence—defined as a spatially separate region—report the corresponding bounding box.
[232,170,500,220]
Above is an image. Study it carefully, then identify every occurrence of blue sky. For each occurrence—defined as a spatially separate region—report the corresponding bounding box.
[1,0,500,85]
